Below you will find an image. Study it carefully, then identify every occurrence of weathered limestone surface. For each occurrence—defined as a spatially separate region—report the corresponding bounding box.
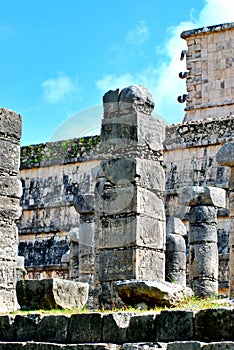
[115,280,193,308]
[180,186,226,296]
[180,23,234,122]
[94,85,166,308]
[217,142,234,298]
[18,158,100,279]
[16,278,89,310]
[0,108,22,312]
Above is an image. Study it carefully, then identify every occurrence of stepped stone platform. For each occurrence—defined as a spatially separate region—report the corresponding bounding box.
[0,308,233,348]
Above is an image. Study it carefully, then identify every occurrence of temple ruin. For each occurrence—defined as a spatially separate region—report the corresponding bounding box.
[0,21,234,349]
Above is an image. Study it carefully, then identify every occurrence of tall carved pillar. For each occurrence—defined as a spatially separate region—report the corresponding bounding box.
[94,85,166,308]
[0,108,22,312]
[217,143,234,298]
[180,186,226,297]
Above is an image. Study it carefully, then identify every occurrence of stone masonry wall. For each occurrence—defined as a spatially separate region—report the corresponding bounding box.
[19,137,100,279]
[18,114,234,288]
[180,22,234,122]
[0,108,22,312]
[0,308,233,348]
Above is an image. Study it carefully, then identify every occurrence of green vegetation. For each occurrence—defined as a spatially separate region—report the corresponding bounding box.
[4,296,229,316]
[20,136,101,167]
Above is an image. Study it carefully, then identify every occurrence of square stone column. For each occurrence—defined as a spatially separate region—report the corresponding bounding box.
[217,142,234,298]
[94,85,166,308]
[0,108,22,312]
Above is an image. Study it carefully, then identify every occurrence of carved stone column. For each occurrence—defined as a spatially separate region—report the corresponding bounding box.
[217,142,234,298]
[94,85,166,308]
[166,217,187,287]
[180,186,226,297]
[0,108,22,312]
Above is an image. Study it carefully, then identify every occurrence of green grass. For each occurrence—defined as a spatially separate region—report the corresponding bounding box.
[3,296,229,316]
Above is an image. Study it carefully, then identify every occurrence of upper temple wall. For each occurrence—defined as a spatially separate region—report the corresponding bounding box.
[180,22,234,122]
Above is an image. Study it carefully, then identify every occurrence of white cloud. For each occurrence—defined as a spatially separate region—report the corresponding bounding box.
[199,0,234,25]
[96,0,234,124]
[126,20,149,46]
[41,73,78,104]
[96,73,136,92]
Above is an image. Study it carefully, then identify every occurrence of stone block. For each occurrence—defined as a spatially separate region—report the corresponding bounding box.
[38,315,69,343]
[0,260,17,286]
[102,313,132,344]
[103,85,155,117]
[79,255,94,275]
[194,308,234,341]
[0,196,21,221]
[190,243,218,279]
[68,313,102,343]
[101,112,165,151]
[189,206,217,224]
[166,251,186,271]
[229,192,234,216]
[98,248,165,282]
[103,88,119,117]
[16,279,89,310]
[10,314,42,342]
[0,177,22,198]
[167,342,202,350]
[99,185,165,219]
[166,234,186,253]
[180,186,226,208]
[0,315,15,341]
[166,217,187,236]
[0,139,20,175]
[0,108,22,141]
[98,214,165,250]
[115,280,193,308]
[216,142,234,167]
[79,221,95,255]
[157,310,194,342]
[203,343,234,350]
[191,279,218,297]
[74,194,95,214]
[101,158,165,191]
[189,223,217,243]
[127,314,156,342]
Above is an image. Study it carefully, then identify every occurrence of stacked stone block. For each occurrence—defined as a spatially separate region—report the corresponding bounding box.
[180,186,226,296]
[73,160,98,308]
[166,217,187,286]
[94,85,166,307]
[180,22,234,122]
[0,108,22,312]
[216,142,234,298]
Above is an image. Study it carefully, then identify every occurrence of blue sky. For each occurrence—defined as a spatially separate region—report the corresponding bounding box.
[1,0,233,145]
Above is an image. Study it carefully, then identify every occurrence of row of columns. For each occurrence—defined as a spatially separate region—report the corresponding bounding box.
[72,86,234,307]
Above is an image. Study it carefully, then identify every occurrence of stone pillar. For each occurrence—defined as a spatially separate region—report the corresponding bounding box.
[166,217,187,286]
[68,229,79,280]
[74,194,95,308]
[0,108,22,312]
[216,142,234,298]
[94,85,166,308]
[180,186,226,297]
